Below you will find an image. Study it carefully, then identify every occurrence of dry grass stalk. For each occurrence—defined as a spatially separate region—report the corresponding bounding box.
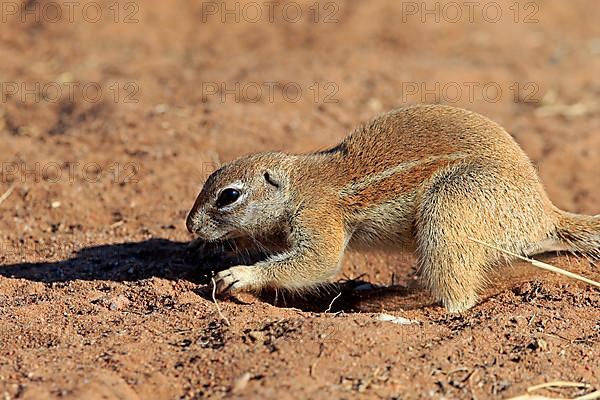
[506,380,599,400]
[0,182,16,206]
[325,292,342,313]
[211,277,231,326]
[468,237,600,289]
[528,382,590,392]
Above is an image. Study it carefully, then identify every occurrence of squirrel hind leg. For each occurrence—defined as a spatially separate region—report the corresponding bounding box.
[415,193,490,312]
[414,163,510,313]
[416,235,487,313]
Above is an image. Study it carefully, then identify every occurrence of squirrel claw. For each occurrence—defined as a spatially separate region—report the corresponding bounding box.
[214,265,258,294]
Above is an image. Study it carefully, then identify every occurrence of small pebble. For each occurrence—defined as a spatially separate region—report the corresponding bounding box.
[154,104,169,114]
[232,372,252,393]
[109,295,130,311]
[376,313,420,325]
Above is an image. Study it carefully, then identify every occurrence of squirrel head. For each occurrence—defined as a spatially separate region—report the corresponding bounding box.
[186,152,291,241]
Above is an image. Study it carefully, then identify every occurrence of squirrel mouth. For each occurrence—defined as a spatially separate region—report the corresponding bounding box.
[198,230,238,243]
[217,231,243,241]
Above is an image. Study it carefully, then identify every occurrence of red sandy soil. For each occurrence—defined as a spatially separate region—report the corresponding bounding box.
[0,0,599,399]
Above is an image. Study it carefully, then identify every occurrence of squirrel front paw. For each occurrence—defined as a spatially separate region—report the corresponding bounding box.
[214,265,261,294]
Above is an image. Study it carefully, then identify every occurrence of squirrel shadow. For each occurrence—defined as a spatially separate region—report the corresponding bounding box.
[0,239,200,284]
[0,238,435,312]
[249,284,436,313]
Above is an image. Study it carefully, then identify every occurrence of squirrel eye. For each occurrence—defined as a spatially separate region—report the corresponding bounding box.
[216,188,241,208]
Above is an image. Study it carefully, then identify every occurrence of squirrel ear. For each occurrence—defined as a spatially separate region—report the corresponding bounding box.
[263,171,281,188]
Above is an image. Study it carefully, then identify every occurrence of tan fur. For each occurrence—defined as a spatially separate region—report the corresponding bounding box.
[186,104,600,313]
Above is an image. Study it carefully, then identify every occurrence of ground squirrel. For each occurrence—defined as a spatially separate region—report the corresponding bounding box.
[186,104,599,313]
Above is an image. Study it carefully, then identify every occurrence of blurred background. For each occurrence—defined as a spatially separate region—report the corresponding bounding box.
[0,1,599,398]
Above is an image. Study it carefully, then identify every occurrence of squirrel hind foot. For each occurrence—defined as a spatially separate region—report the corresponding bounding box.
[440,293,479,314]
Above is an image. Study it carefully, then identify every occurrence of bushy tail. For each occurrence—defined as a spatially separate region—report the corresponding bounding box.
[555,211,600,260]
